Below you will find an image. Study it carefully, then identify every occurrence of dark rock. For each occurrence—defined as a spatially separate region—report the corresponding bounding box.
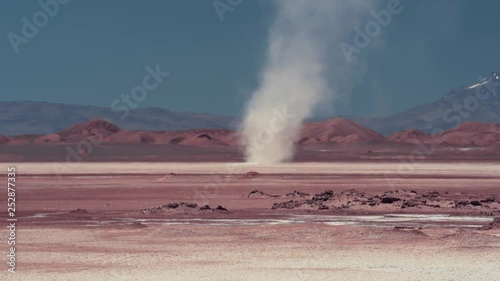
[455,200,469,208]
[164,203,179,209]
[140,202,200,214]
[312,190,336,201]
[380,197,401,204]
[248,189,279,198]
[69,208,88,214]
[184,203,198,208]
[244,171,261,178]
[480,197,496,203]
[286,190,310,197]
[401,201,418,208]
[272,200,303,209]
[394,226,422,230]
[427,191,440,198]
[199,205,211,210]
[215,205,228,212]
[470,200,482,206]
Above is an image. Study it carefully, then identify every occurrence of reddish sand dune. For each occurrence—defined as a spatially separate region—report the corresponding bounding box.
[389,122,500,148]
[3,118,500,157]
[388,129,432,145]
[58,119,121,142]
[435,122,500,147]
[299,118,385,144]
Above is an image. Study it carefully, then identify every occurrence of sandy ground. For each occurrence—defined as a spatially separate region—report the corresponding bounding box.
[2,162,500,280]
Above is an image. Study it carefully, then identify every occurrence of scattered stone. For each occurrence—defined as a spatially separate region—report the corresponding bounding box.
[286,190,310,197]
[244,171,261,178]
[199,205,211,210]
[470,200,482,206]
[480,196,496,203]
[401,201,418,208]
[272,200,303,209]
[427,191,440,198]
[69,208,88,214]
[248,189,279,198]
[455,200,469,208]
[268,188,500,213]
[312,190,336,201]
[139,202,199,214]
[215,206,228,212]
[380,197,401,204]
[340,189,368,197]
[394,226,423,230]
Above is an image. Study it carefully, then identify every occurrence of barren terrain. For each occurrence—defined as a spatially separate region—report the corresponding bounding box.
[1,162,499,280]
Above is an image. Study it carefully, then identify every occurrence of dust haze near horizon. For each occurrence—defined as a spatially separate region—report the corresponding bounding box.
[241,0,377,164]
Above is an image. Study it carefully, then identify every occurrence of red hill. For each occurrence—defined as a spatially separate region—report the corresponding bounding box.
[388,129,432,145]
[58,119,121,142]
[299,118,385,144]
[436,122,500,147]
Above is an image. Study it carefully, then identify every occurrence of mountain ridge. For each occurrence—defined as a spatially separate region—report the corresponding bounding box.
[1,72,499,136]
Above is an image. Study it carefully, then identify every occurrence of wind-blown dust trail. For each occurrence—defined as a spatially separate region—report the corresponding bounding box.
[241,0,372,164]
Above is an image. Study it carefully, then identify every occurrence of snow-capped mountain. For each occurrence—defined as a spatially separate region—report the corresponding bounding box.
[353,72,500,135]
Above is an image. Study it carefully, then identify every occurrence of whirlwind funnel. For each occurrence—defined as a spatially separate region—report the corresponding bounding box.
[242,0,366,164]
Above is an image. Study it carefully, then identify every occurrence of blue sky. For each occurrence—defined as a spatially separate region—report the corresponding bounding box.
[1,0,499,117]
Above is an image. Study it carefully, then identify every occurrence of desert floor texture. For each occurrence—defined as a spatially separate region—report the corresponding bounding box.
[1,162,500,281]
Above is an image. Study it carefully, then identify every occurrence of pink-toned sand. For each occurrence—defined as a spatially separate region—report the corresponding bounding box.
[2,162,500,280]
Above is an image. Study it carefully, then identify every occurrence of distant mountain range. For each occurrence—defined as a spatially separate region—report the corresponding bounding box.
[0,72,499,136]
[0,101,236,136]
[352,72,500,135]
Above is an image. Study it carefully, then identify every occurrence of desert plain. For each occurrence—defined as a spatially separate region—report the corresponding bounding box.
[1,161,500,281]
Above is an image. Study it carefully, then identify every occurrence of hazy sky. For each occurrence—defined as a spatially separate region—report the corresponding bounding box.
[1,0,499,117]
